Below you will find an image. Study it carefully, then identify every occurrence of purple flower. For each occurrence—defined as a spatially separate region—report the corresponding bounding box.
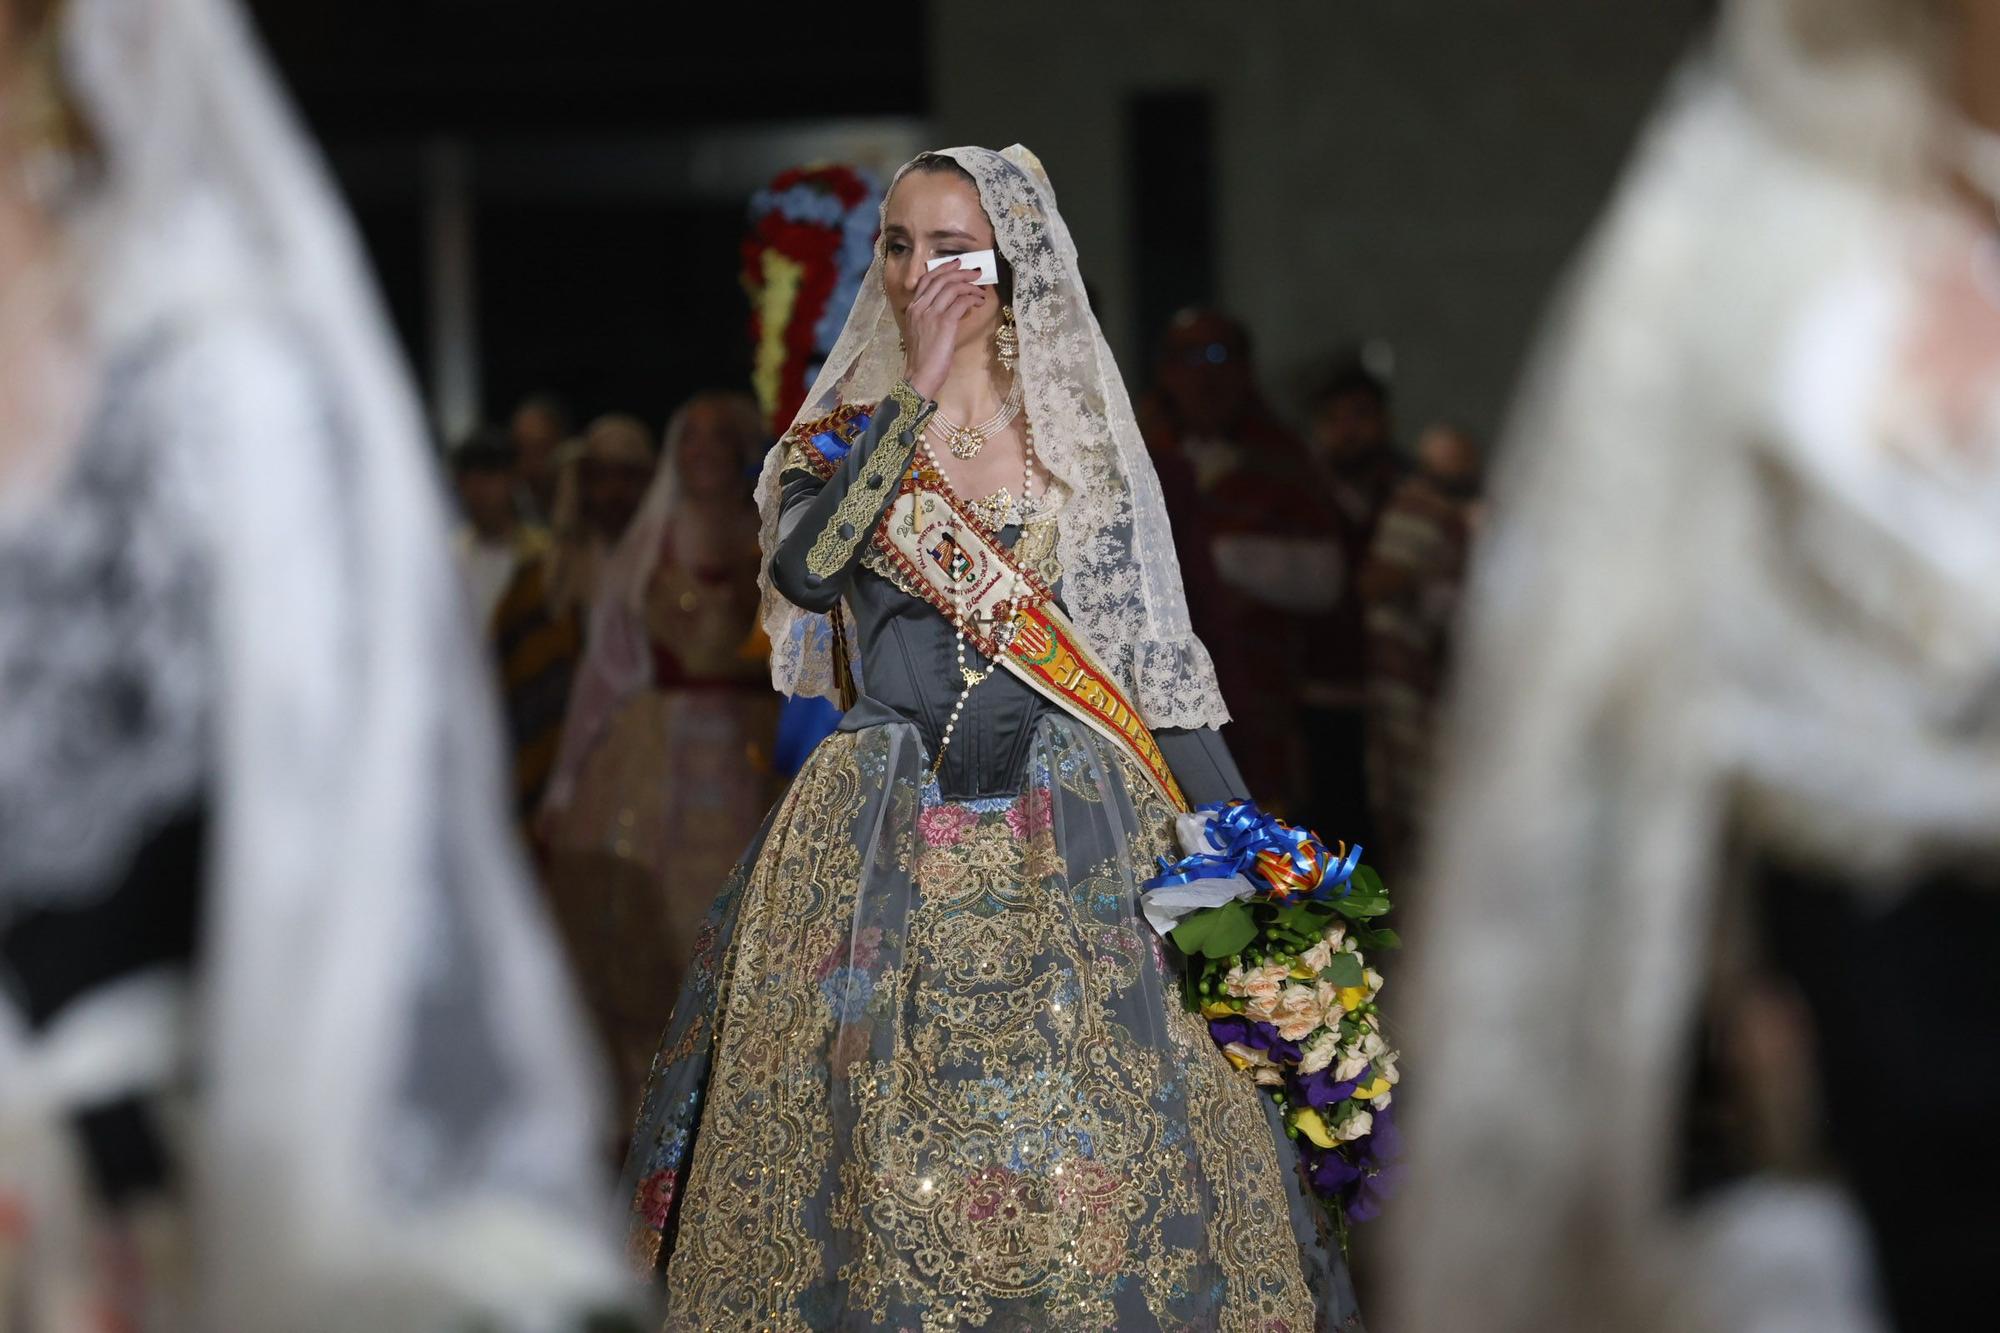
[1300,1104,1404,1218]
[1207,1016,1302,1066]
[1306,1147,1363,1199]
[1358,1101,1402,1168]
[1291,1064,1366,1110]
[1345,1168,1398,1223]
[1346,1105,1404,1221]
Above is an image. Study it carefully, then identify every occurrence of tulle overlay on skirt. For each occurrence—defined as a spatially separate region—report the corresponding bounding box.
[623,717,1363,1331]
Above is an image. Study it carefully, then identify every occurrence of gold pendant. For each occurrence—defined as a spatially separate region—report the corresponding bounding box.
[945,424,986,460]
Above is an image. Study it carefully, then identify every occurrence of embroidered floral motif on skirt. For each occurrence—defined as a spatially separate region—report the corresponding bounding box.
[622,720,1363,1331]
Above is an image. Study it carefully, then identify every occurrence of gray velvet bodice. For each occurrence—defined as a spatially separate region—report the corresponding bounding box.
[769,382,1247,806]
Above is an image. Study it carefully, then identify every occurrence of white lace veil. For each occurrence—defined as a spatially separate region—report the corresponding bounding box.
[2,0,631,1327]
[756,144,1229,730]
[1391,3,1984,1330]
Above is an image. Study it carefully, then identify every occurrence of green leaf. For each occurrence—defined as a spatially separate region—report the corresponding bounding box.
[1273,900,1335,932]
[1318,954,1366,987]
[1348,864,1387,900]
[1345,923,1401,955]
[1170,901,1259,959]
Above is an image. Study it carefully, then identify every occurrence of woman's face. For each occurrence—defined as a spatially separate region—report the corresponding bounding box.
[676,401,748,502]
[880,168,1004,355]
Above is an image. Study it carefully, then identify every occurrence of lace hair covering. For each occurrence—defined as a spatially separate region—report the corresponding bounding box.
[756,145,1229,730]
[1,1,631,1328]
[1391,3,1987,1331]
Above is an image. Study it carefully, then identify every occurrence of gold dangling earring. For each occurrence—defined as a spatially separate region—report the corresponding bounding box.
[994,304,1019,373]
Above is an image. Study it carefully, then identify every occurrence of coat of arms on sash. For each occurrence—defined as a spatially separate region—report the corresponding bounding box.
[927,532,978,585]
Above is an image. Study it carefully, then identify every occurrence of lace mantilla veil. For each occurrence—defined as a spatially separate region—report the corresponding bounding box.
[756,144,1230,731]
[1,1,631,1328]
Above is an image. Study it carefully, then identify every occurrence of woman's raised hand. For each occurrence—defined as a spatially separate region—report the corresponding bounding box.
[902,259,989,401]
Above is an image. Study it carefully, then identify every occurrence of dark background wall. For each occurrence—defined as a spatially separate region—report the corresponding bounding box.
[248,1,1705,446]
[247,2,930,436]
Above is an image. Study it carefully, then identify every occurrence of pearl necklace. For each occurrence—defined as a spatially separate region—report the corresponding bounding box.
[929,373,1024,460]
[916,416,1039,778]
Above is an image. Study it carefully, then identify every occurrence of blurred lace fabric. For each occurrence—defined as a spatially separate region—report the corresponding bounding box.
[1391,1,1995,1331]
[0,1,633,1329]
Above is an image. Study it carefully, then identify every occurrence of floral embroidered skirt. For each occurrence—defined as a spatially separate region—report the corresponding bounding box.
[621,717,1364,1331]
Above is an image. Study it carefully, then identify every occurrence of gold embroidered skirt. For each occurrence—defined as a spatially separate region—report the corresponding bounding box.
[622,719,1363,1332]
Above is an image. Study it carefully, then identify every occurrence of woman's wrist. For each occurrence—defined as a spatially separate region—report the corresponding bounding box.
[904,363,945,402]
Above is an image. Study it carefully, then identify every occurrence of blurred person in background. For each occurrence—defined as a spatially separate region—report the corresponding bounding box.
[0,1,634,1329]
[536,391,777,1139]
[1356,422,1481,874]
[492,412,654,821]
[449,424,549,630]
[621,146,1364,1329]
[1393,2,2000,1332]
[1139,307,1341,815]
[510,390,573,526]
[1299,354,1408,848]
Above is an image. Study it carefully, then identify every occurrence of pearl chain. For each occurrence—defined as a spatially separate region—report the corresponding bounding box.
[915,412,1038,778]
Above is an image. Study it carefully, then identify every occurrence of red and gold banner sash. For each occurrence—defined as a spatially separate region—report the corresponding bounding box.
[871,470,1189,812]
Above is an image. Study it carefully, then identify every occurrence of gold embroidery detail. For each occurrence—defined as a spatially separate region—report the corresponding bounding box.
[829,733,1313,1329]
[1011,514,1063,587]
[803,385,933,580]
[962,487,1019,532]
[662,724,1316,1330]
[663,730,877,1326]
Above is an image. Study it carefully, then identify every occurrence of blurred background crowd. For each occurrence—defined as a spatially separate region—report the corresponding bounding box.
[12,0,2000,1330]
[271,0,1709,937]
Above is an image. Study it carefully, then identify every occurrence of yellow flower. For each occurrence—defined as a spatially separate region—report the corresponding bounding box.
[1352,1075,1391,1101]
[1292,1108,1338,1149]
[1200,1001,1240,1019]
[1336,985,1370,1012]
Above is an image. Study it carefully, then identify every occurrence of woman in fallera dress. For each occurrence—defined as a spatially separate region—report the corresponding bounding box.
[621,146,1365,1330]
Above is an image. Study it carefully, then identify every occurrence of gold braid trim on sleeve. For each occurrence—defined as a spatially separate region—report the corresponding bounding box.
[803,383,934,580]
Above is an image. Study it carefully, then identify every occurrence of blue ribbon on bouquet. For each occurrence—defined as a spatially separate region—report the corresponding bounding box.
[1142,799,1363,900]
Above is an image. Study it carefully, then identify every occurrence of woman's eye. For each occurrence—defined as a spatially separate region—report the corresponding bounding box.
[885,241,909,256]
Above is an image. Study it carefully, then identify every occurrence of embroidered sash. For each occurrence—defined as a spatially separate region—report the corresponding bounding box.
[786,410,1188,811]
[879,473,1187,811]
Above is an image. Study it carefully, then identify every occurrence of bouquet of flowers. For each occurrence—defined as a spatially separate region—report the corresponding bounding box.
[1142,801,1401,1245]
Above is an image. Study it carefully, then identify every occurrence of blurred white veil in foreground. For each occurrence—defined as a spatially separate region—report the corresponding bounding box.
[0,0,633,1328]
[1392,0,1994,1330]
